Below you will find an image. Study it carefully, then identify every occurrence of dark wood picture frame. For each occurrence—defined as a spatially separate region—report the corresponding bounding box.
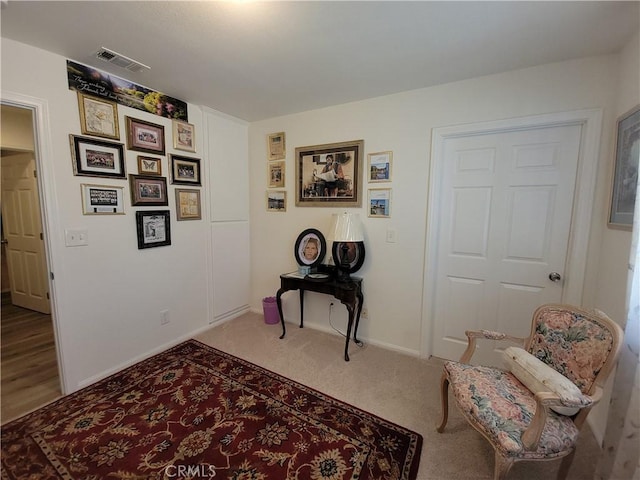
[129,174,168,206]
[69,134,126,179]
[170,154,201,186]
[135,210,171,249]
[295,139,363,207]
[126,116,166,155]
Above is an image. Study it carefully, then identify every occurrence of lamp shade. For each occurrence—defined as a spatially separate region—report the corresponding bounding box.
[331,212,364,242]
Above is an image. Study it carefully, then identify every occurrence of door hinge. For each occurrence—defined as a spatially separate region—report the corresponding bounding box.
[50,272,54,280]
[40,232,43,240]
[34,169,37,178]
[46,292,50,300]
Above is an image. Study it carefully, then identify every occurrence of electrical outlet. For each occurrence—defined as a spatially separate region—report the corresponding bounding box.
[160,310,170,325]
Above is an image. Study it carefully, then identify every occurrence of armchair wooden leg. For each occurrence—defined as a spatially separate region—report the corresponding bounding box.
[494,452,515,480]
[436,372,450,433]
[557,449,576,480]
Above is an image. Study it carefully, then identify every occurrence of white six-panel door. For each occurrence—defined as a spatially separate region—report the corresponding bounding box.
[430,124,582,366]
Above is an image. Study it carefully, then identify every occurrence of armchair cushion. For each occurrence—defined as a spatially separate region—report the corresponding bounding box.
[444,361,579,459]
[502,347,591,416]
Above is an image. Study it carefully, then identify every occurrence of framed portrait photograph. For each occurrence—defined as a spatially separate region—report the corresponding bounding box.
[608,105,640,229]
[268,132,285,161]
[368,188,391,218]
[77,92,120,140]
[368,151,392,182]
[294,228,326,267]
[175,188,202,220]
[266,190,286,212]
[170,155,201,185]
[129,175,168,206]
[295,139,364,207]
[137,156,162,176]
[135,210,171,249]
[268,161,285,188]
[69,134,126,179]
[172,120,196,152]
[80,184,125,215]
[126,116,166,155]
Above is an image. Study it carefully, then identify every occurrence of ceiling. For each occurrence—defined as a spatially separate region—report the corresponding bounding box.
[1,1,638,122]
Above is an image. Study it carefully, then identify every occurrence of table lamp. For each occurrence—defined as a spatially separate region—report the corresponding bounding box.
[331,212,364,282]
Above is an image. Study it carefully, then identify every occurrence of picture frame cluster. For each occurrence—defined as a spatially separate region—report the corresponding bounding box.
[266,131,287,212]
[72,90,202,249]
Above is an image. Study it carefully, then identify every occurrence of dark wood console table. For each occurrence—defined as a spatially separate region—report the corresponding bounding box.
[276,273,363,361]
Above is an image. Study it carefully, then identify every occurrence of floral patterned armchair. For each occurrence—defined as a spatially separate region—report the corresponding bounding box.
[436,304,623,480]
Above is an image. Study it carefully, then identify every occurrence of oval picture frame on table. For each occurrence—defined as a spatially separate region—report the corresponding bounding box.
[294,228,327,268]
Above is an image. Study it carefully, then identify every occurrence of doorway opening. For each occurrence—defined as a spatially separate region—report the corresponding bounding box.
[1,103,62,422]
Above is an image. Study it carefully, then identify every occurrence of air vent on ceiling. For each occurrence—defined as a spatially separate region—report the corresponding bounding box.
[95,47,150,73]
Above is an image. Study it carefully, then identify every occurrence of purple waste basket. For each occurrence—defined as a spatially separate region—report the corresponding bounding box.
[262,296,280,325]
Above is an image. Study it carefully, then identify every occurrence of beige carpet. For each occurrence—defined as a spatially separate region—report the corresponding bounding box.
[195,311,601,480]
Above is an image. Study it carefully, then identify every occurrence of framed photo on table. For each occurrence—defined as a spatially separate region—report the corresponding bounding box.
[170,155,201,186]
[294,228,327,267]
[172,120,196,152]
[77,92,120,140]
[126,116,165,155]
[129,175,168,206]
[69,135,126,179]
[175,188,202,220]
[295,139,363,207]
[135,210,171,249]
[608,105,640,229]
[80,184,125,215]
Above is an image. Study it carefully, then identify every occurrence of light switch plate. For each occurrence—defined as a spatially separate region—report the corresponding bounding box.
[65,228,88,247]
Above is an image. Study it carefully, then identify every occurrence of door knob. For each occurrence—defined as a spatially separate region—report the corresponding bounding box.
[548,272,562,282]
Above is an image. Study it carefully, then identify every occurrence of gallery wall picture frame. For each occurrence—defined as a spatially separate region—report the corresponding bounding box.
[137,156,162,176]
[268,161,285,188]
[368,151,392,182]
[126,116,166,155]
[368,188,391,218]
[268,132,285,161]
[608,104,640,230]
[80,183,125,215]
[172,120,196,152]
[135,210,171,249]
[266,190,286,212]
[294,228,326,267]
[175,188,202,221]
[170,155,202,186]
[129,175,168,206]
[69,134,126,179]
[295,139,364,207]
[77,92,120,140]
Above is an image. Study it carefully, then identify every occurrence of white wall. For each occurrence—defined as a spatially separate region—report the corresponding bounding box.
[1,39,215,392]
[248,53,624,357]
[589,29,640,445]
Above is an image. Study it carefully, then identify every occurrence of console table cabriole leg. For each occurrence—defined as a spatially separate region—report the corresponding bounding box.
[353,291,364,346]
[344,305,355,362]
[299,289,304,328]
[276,289,286,339]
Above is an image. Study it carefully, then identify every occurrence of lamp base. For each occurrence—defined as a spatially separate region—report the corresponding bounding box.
[336,268,351,283]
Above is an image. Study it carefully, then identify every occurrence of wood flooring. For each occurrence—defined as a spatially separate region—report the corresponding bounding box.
[1,292,61,424]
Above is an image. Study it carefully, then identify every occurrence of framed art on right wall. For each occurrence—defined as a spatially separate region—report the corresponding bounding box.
[609,105,640,229]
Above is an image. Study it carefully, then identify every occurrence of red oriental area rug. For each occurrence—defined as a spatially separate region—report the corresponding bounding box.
[1,340,422,479]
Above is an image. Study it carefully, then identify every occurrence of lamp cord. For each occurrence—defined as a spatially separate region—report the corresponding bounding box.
[328,303,364,348]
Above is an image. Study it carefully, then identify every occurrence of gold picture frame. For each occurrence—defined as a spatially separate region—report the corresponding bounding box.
[268,161,285,188]
[268,132,285,161]
[172,120,196,152]
[267,190,286,212]
[77,92,120,140]
[175,188,202,221]
[137,156,162,176]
